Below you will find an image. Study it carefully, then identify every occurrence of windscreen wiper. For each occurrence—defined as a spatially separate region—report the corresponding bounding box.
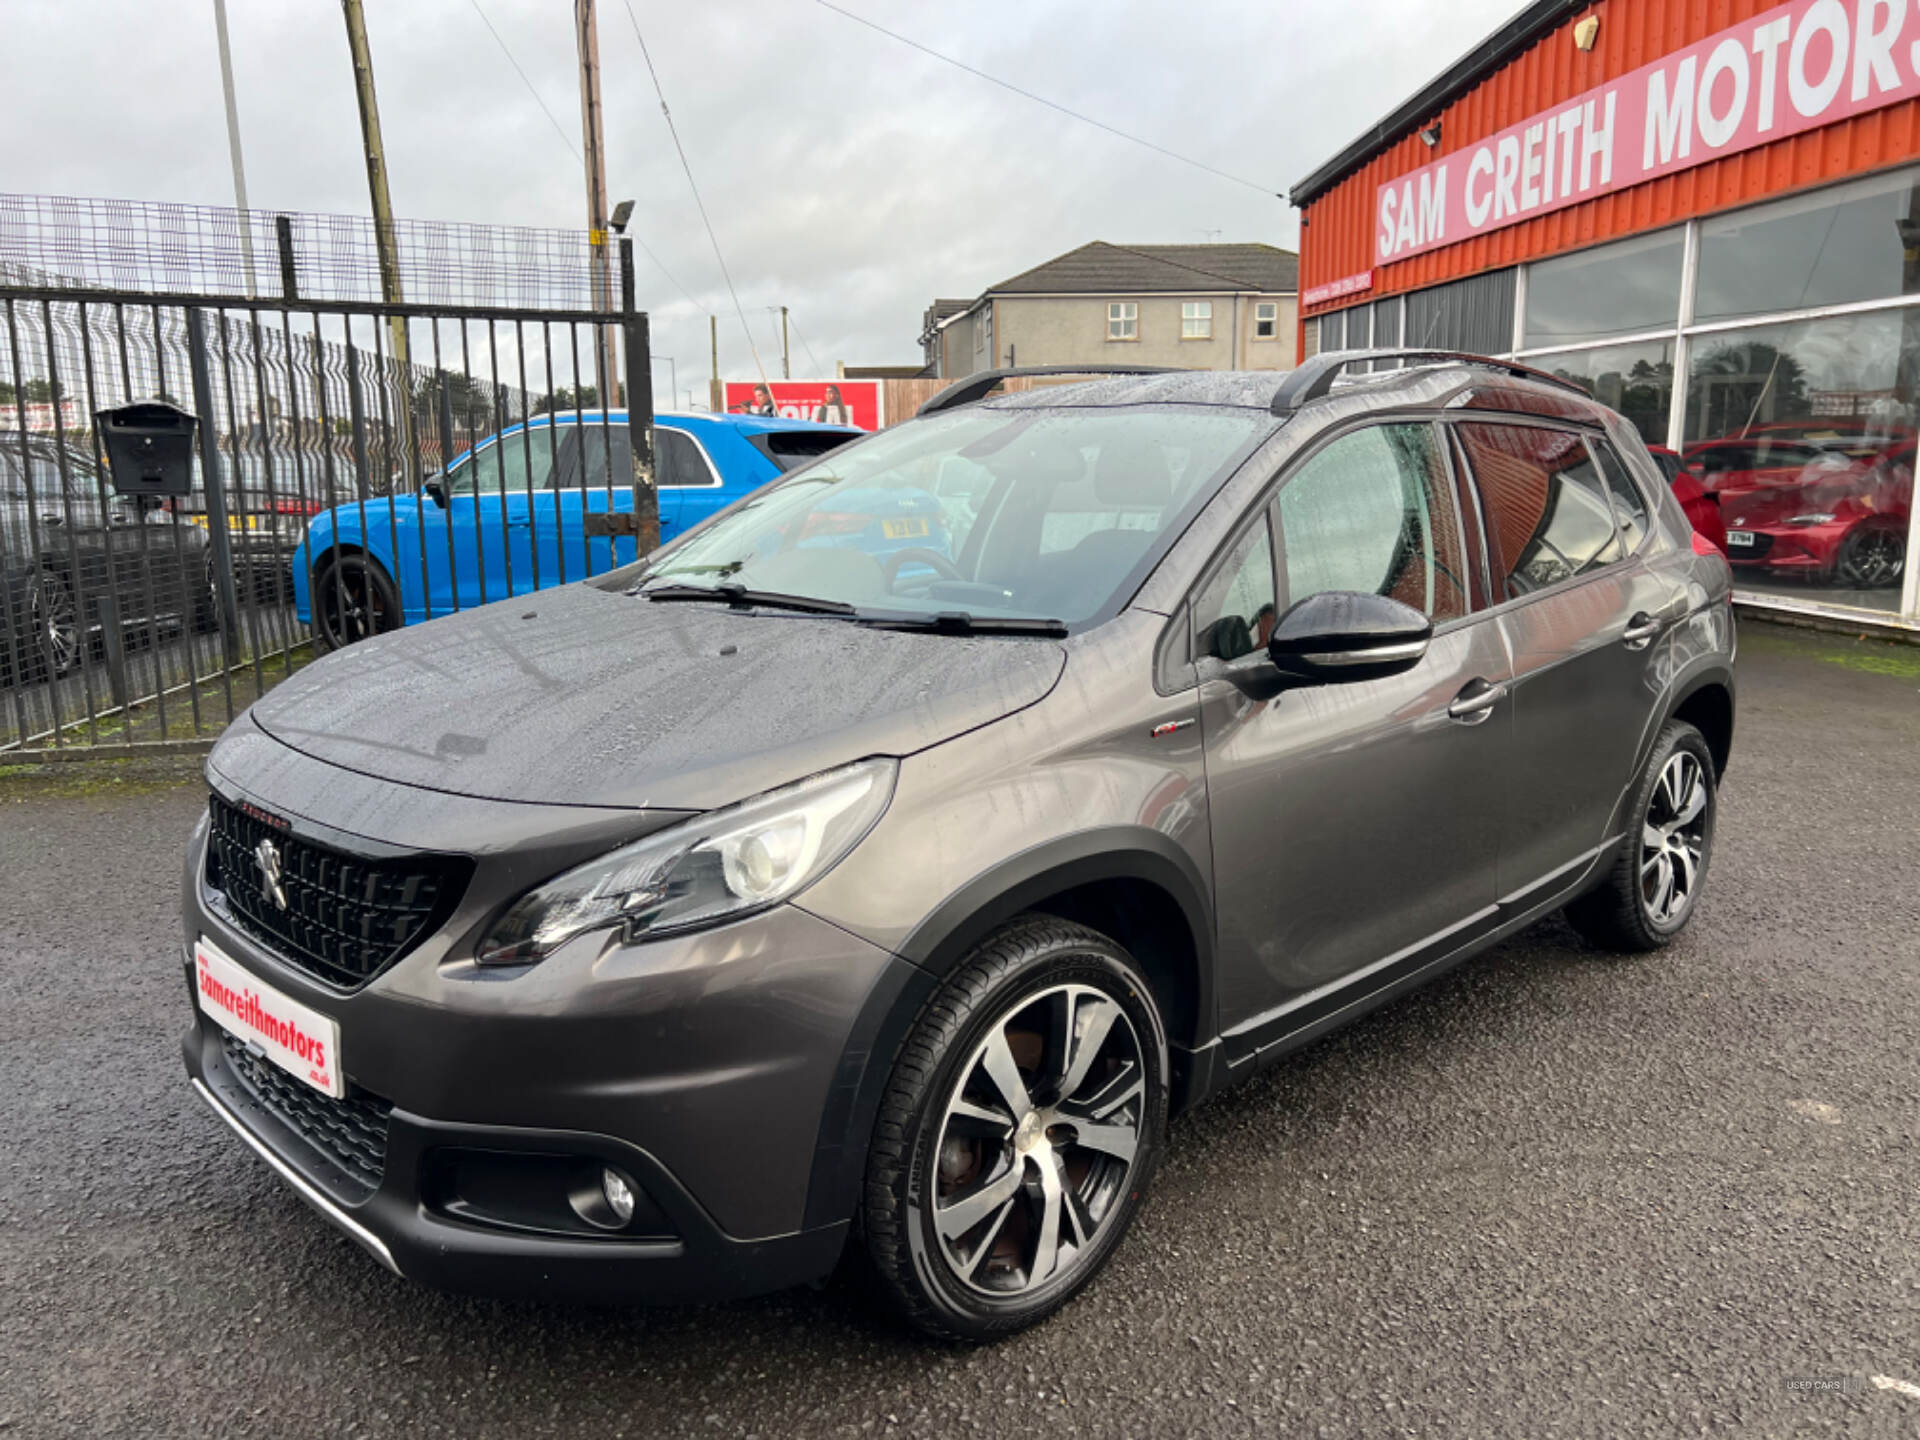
[857,611,1068,637]
[639,581,858,617]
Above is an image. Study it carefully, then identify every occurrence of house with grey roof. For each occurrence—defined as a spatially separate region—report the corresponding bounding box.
[920,242,1298,379]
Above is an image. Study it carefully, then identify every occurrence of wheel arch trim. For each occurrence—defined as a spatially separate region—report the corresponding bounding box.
[798,828,1214,1232]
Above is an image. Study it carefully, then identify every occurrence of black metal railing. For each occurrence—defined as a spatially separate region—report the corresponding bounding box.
[0,197,657,755]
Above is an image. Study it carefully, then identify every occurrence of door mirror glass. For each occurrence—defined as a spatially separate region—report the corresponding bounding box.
[1267,591,1431,682]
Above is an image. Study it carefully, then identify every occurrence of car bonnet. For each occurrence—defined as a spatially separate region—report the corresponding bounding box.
[243,581,1066,810]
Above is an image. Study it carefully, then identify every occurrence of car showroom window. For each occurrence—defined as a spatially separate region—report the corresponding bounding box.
[1275,423,1469,621]
[1255,302,1278,339]
[1182,302,1212,339]
[1192,513,1275,661]
[1456,424,1623,598]
[1108,302,1137,340]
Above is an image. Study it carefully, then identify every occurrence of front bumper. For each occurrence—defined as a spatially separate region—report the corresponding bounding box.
[179,770,914,1304]
[183,1019,849,1304]
[1724,522,1844,572]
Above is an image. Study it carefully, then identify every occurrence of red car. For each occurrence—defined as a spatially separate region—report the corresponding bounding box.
[1681,434,1911,590]
[1647,446,1726,553]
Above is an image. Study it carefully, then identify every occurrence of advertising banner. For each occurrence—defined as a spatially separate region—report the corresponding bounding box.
[722,379,883,430]
[1375,0,1920,265]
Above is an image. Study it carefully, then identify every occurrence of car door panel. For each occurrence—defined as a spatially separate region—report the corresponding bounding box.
[1494,566,1682,901]
[1204,619,1512,1030]
[1198,421,1512,1036]
[1454,422,1685,900]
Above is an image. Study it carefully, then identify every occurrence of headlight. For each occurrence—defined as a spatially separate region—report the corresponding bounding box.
[1786,512,1837,526]
[474,758,896,965]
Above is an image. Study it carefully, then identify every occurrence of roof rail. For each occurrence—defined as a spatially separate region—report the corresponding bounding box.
[917,364,1182,416]
[1269,349,1588,416]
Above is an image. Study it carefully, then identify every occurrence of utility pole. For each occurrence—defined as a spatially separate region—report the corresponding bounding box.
[710,314,719,409]
[574,0,619,404]
[211,0,257,299]
[780,305,790,379]
[340,0,415,487]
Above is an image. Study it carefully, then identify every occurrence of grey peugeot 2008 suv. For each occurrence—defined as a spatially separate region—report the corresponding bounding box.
[181,351,1735,1340]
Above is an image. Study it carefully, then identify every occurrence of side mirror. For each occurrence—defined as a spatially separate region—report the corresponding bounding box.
[423,477,447,508]
[1267,591,1431,683]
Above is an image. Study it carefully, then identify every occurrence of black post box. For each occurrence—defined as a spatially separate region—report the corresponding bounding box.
[95,399,198,497]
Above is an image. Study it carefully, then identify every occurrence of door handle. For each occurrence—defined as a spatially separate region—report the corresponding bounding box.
[506,518,532,529]
[1447,678,1505,724]
[1621,612,1663,650]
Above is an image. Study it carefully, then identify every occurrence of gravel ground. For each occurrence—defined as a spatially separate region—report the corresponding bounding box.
[2,620,1916,1438]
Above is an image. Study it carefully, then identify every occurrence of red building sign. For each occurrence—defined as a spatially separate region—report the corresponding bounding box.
[1376,0,1920,264]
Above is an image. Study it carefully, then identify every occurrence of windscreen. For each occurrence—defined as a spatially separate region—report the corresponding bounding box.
[642,405,1267,626]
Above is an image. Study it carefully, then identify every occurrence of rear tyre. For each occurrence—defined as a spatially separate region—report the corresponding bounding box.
[861,917,1169,1341]
[1565,720,1717,953]
[311,552,401,652]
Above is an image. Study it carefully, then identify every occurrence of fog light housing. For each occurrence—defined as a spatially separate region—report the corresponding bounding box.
[424,1149,675,1239]
[602,1168,636,1224]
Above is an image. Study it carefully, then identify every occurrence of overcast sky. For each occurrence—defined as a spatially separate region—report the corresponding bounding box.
[1,0,1524,407]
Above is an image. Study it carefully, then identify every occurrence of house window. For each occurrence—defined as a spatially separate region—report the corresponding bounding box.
[1108,302,1137,340]
[1255,302,1279,339]
[1182,301,1212,339]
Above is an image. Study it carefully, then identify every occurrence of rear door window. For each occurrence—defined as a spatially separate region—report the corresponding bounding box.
[1455,424,1623,598]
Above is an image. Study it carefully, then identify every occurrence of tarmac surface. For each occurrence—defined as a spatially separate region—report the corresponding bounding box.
[2,619,1916,1438]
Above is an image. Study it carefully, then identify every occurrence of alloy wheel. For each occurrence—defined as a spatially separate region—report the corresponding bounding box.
[930,983,1146,1297]
[318,560,389,647]
[1834,527,1904,588]
[1640,751,1708,926]
[32,573,78,675]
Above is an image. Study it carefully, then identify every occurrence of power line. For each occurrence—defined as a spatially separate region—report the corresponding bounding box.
[464,0,699,310]
[621,1,769,385]
[812,1,1280,198]
[464,0,579,159]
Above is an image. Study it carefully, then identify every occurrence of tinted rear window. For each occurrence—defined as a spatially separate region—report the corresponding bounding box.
[748,430,859,472]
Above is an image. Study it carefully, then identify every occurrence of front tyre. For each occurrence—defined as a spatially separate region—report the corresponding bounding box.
[1565,720,1717,952]
[861,917,1168,1341]
[310,552,401,652]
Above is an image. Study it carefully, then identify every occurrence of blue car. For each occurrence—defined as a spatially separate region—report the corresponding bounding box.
[292,410,857,647]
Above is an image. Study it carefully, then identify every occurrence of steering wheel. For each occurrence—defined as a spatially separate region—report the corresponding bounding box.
[884,546,965,591]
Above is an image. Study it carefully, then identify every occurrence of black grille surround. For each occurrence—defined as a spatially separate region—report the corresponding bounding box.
[204,794,474,989]
[220,1033,393,1197]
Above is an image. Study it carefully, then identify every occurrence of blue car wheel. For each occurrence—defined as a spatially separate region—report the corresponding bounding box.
[312,551,402,653]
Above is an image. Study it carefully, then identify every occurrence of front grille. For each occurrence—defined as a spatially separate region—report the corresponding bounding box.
[205,794,473,988]
[221,1032,392,1197]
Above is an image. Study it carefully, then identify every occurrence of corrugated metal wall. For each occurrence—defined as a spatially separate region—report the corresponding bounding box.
[1298,0,1920,320]
[1402,270,1516,355]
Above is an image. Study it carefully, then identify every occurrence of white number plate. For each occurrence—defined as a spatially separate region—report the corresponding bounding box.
[194,937,344,1097]
[1725,530,1756,548]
